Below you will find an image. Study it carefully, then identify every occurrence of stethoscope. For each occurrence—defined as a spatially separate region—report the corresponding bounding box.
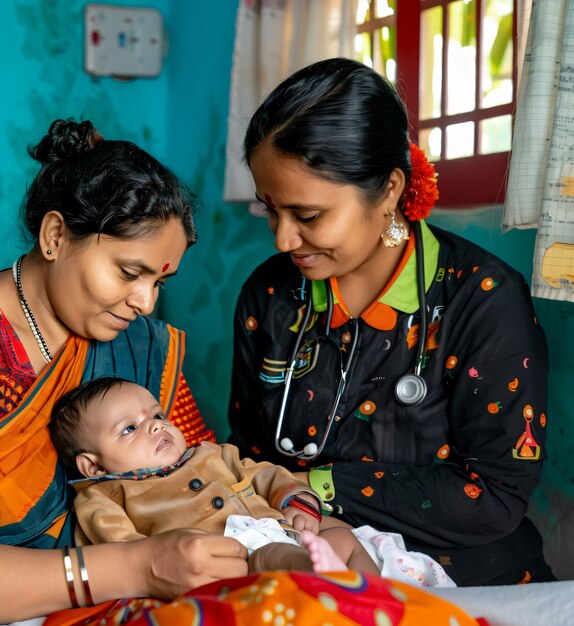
[275,220,428,461]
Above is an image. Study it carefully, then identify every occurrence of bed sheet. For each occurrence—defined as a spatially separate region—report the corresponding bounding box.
[430,580,574,626]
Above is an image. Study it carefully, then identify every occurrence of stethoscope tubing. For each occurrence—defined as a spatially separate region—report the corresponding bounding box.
[275,220,428,460]
[412,221,427,377]
[275,283,360,460]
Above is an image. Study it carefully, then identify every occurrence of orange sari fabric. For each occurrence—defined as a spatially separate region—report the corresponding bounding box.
[0,334,87,534]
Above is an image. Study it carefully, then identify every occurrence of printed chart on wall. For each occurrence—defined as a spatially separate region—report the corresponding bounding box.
[504,0,574,302]
[531,55,574,302]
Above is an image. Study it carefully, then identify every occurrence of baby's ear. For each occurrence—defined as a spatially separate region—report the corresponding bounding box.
[76,453,106,478]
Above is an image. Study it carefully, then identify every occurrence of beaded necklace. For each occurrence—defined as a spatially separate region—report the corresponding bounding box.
[12,255,53,364]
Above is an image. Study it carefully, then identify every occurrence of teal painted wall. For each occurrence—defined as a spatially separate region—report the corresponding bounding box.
[2,0,572,577]
[0,0,266,436]
[0,0,271,440]
[159,0,275,436]
[0,0,172,263]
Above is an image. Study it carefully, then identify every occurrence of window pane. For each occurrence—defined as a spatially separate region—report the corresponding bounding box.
[481,0,513,107]
[356,0,370,25]
[420,6,443,120]
[355,31,373,67]
[447,0,477,115]
[446,122,474,159]
[373,26,397,81]
[479,114,512,154]
[375,0,395,18]
[419,127,442,162]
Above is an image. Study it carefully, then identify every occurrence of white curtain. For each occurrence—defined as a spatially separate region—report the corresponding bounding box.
[504,0,574,301]
[224,0,357,208]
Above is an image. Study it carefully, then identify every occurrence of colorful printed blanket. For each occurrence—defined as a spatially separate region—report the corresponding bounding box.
[44,571,489,626]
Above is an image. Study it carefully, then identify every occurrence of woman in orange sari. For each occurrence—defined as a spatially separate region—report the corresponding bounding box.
[0,118,249,622]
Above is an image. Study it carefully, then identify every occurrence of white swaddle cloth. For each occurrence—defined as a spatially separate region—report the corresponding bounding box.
[224,514,301,552]
[223,515,456,588]
[352,525,456,588]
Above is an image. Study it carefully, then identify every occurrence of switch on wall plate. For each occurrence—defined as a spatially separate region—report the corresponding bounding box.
[84,3,166,78]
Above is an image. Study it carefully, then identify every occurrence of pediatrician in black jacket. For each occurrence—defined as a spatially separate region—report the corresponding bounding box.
[229,58,555,587]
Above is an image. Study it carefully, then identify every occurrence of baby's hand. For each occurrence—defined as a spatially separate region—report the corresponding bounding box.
[283,504,320,534]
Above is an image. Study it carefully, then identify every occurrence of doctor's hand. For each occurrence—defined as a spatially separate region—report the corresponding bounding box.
[127,529,248,600]
[283,505,320,534]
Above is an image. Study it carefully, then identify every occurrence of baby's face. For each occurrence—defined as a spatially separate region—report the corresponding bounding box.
[82,382,187,474]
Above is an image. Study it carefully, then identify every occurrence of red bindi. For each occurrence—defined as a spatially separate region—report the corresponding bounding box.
[162,263,170,272]
[264,193,276,209]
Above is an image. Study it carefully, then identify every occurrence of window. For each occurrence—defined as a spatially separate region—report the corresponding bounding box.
[355,0,516,207]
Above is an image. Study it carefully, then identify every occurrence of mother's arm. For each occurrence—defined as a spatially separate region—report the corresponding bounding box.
[0,531,248,623]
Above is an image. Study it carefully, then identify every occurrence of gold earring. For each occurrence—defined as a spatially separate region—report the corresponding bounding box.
[381,212,409,248]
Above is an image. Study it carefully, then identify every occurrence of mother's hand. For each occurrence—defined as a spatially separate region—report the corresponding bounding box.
[130,529,249,600]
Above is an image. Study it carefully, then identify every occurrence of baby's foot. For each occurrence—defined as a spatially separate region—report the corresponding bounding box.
[301,530,348,573]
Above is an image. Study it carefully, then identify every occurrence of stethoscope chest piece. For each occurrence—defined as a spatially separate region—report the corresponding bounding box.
[395,373,427,406]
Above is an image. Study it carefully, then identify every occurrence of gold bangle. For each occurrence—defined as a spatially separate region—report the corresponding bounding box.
[75,546,94,607]
[63,547,79,608]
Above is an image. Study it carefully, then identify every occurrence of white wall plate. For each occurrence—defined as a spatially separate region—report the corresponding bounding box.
[84,3,165,78]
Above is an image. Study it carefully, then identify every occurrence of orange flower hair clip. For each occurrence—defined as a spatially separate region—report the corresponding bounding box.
[402,142,439,221]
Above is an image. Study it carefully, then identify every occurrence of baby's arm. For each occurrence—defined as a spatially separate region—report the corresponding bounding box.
[220,443,321,506]
[219,443,323,532]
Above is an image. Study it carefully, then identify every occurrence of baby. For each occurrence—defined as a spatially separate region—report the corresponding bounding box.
[50,377,379,575]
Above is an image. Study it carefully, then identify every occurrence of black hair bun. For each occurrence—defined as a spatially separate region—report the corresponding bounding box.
[29,118,102,165]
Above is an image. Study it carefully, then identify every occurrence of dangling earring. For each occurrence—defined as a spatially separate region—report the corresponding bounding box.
[381,211,409,248]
